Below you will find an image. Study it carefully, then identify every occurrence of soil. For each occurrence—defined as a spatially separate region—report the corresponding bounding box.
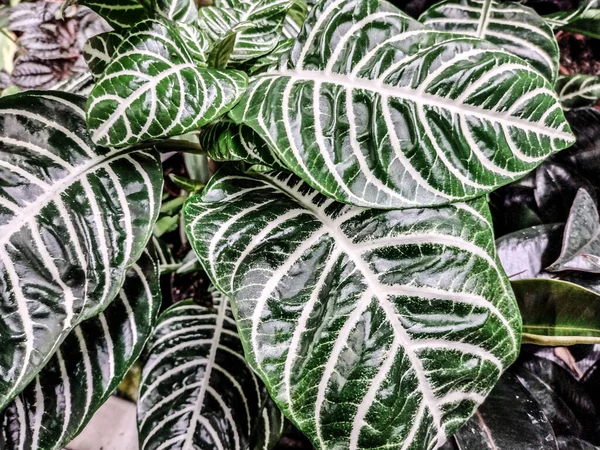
[558,33,600,75]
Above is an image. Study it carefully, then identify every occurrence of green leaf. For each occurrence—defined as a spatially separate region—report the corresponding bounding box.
[83,31,125,79]
[281,0,307,39]
[548,189,600,273]
[449,372,557,449]
[0,91,162,411]
[419,0,559,82]
[557,74,600,110]
[562,9,600,39]
[155,0,197,23]
[184,168,521,450]
[0,247,161,450]
[138,289,284,450]
[247,38,294,75]
[81,0,152,29]
[230,0,574,209]
[513,279,600,345]
[197,0,293,65]
[86,19,248,147]
[543,0,598,29]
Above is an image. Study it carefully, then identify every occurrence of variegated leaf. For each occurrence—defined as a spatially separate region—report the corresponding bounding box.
[0,91,162,411]
[86,19,247,147]
[230,0,573,210]
[83,31,124,78]
[53,72,96,96]
[0,248,161,450]
[197,0,293,65]
[81,0,152,29]
[419,0,559,82]
[556,74,600,110]
[543,0,599,29]
[184,168,521,450]
[282,0,307,39]
[247,38,294,75]
[138,289,284,450]
[156,0,197,23]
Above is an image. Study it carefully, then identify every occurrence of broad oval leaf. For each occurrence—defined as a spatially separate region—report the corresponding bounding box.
[184,168,521,450]
[138,290,284,450]
[87,19,247,147]
[230,0,574,209]
[0,91,162,411]
[419,0,559,82]
[0,247,161,450]
[556,74,600,110]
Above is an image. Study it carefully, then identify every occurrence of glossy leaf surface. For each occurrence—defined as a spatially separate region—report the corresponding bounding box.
[83,31,124,79]
[556,75,600,110]
[420,0,559,82]
[138,290,284,450]
[184,168,521,450]
[0,91,162,411]
[230,0,573,209]
[0,248,161,450]
[156,0,197,22]
[87,19,247,147]
[81,0,152,29]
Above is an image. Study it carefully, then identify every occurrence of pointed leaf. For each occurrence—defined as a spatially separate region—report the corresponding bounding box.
[83,31,125,78]
[562,8,600,39]
[420,0,559,82]
[281,0,307,39]
[86,19,248,147]
[0,248,161,450]
[0,91,162,411]
[230,0,573,209]
[556,74,600,110]
[138,289,284,450]
[184,168,521,450]
[543,0,598,29]
[156,0,197,23]
[547,189,600,273]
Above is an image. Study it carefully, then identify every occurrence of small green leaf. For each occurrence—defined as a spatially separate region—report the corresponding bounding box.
[556,74,600,110]
[137,290,284,450]
[562,9,600,39]
[83,31,124,78]
[420,0,559,82]
[547,189,600,273]
[0,248,161,450]
[169,174,205,192]
[156,0,197,23]
[231,0,574,209]
[81,0,152,29]
[87,19,248,147]
[247,38,294,75]
[543,0,598,29]
[184,167,521,450]
[513,278,600,345]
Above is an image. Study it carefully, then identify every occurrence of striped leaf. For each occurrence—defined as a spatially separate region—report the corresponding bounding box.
[556,74,600,110]
[197,0,293,65]
[247,38,294,75]
[81,0,152,29]
[83,32,125,79]
[156,0,197,23]
[86,19,247,147]
[230,0,574,210]
[138,290,284,450]
[419,0,559,82]
[543,0,599,30]
[0,247,161,450]
[183,168,521,450]
[0,91,162,412]
[281,0,308,39]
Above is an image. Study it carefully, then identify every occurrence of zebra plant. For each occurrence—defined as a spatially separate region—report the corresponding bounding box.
[0,0,578,448]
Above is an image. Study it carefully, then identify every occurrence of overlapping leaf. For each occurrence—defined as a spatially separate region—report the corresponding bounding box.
[0,91,162,411]
[0,248,161,450]
[198,0,293,65]
[230,0,573,209]
[155,0,197,23]
[419,0,559,82]
[81,0,152,29]
[83,31,124,78]
[544,0,599,30]
[184,168,521,450]
[138,290,284,450]
[557,74,600,110]
[87,19,247,147]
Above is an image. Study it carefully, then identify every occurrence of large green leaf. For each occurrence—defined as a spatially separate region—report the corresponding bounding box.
[138,289,284,450]
[419,0,559,82]
[556,75,600,110]
[197,0,293,65]
[547,189,600,273]
[83,31,125,79]
[184,168,521,450]
[87,19,247,147]
[0,91,162,411]
[230,0,573,209]
[0,247,161,450]
[81,0,152,29]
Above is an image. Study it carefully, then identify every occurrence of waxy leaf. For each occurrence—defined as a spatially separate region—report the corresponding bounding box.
[513,279,600,345]
[81,0,152,29]
[543,0,598,29]
[230,0,573,209]
[0,248,161,450]
[548,189,600,273]
[420,0,559,82]
[138,290,284,450]
[451,372,557,449]
[87,19,247,147]
[556,75,600,110]
[281,0,307,39]
[197,0,293,65]
[83,31,125,78]
[155,0,197,23]
[184,168,521,450]
[0,91,162,411]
